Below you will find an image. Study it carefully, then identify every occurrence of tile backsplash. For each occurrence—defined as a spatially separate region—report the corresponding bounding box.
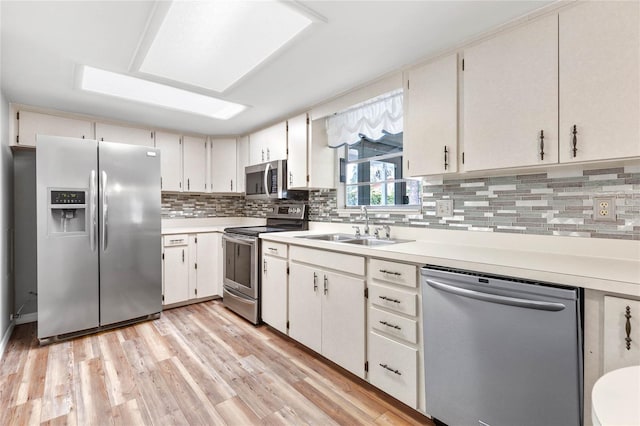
[162,165,639,240]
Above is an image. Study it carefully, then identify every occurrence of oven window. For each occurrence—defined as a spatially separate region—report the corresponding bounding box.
[224,238,253,290]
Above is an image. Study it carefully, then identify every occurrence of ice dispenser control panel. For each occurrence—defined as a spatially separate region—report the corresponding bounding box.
[51,190,85,205]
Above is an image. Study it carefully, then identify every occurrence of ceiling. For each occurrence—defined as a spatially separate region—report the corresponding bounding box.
[1,1,553,136]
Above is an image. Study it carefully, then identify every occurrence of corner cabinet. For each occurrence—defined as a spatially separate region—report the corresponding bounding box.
[261,241,289,334]
[16,110,93,147]
[155,131,183,192]
[558,1,640,162]
[289,246,366,378]
[404,54,458,176]
[210,138,238,192]
[287,113,335,189]
[463,14,559,171]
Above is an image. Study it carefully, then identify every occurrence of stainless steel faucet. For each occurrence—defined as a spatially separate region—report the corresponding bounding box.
[361,205,370,235]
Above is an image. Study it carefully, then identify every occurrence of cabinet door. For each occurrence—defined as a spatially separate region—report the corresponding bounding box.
[236,135,249,193]
[603,296,640,374]
[404,54,458,176]
[559,1,640,162]
[195,233,220,298]
[163,245,189,305]
[96,122,154,147]
[155,131,182,191]
[17,111,93,147]
[289,263,322,353]
[287,113,308,189]
[210,138,237,192]
[321,270,366,378]
[261,255,288,334]
[250,122,287,164]
[183,135,207,192]
[463,14,558,171]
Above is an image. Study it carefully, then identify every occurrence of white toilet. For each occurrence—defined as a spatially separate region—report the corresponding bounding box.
[592,365,640,426]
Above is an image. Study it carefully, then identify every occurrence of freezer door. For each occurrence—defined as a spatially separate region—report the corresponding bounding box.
[98,141,161,325]
[36,136,99,339]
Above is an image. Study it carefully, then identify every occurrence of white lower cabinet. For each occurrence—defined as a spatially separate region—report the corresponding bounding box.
[162,232,222,306]
[369,332,418,407]
[367,258,423,411]
[603,296,640,373]
[261,241,289,334]
[289,247,366,378]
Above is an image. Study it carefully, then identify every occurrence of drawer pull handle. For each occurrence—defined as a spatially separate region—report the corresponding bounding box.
[379,269,401,277]
[625,306,632,350]
[379,320,401,330]
[379,295,401,303]
[268,247,278,252]
[379,363,401,375]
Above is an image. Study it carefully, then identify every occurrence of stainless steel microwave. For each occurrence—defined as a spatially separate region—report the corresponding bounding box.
[245,159,288,200]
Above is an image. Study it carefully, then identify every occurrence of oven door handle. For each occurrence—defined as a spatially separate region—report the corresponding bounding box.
[222,234,256,246]
[425,279,566,312]
[224,286,254,303]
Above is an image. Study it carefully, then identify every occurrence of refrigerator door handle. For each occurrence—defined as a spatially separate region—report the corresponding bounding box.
[425,279,566,312]
[101,170,108,251]
[90,170,97,251]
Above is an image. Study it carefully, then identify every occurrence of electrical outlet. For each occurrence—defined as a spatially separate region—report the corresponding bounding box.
[436,199,454,217]
[593,197,616,222]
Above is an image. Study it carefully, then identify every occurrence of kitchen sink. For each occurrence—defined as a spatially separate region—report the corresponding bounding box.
[340,237,413,246]
[297,233,356,242]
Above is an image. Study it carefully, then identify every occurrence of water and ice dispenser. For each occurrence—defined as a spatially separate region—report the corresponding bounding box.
[48,189,87,234]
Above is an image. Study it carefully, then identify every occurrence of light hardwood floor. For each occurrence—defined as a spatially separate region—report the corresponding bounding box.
[0,300,433,425]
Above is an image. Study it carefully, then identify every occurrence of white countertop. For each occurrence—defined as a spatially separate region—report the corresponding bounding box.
[261,226,640,297]
[161,217,266,235]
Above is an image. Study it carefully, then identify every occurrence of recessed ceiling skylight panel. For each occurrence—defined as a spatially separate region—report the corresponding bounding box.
[138,0,313,92]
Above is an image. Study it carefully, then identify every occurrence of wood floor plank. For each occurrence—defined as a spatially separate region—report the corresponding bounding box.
[1,300,433,426]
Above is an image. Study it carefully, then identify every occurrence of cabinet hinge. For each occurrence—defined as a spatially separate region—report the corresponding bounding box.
[160,177,163,189]
[407,159,409,170]
[151,131,154,139]
[162,294,165,302]
[162,253,164,260]
[365,361,369,372]
[462,152,465,165]
[195,237,197,243]
[286,320,290,330]
[286,148,289,155]
[306,117,310,125]
[462,59,465,71]
[195,288,198,296]
[407,79,410,90]
[179,182,182,188]
[364,288,369,299]
[286,267,290,275]
[195,263,197,270]
[16,135,19,143]
[16,112,19,120]
[286,123,289,132]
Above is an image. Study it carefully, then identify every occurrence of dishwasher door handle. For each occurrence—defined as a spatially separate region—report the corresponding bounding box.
[425,279,566,312]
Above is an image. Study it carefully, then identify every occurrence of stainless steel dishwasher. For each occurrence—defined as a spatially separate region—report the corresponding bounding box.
[421,265,582,426]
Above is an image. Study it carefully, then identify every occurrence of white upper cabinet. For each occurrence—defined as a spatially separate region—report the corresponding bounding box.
[288,114,335,189]
[95,122,155,147]
[210,138,237,192]
[287,113,308,188]
[182,135,207,193]
[559,1,640,163]
[17,110,93,147]
[155,131,183,192]
[404,53,458,176]
[236,135,249,193]
[463,14,558,171]
[249,121,287,165]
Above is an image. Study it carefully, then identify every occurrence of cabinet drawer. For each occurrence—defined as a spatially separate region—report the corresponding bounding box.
[290,245,365,276]
[164,234,188,247]
[368,331,418,408]
[370,306,418,344]
[262,241,287,258]
[370,259,417,288]
[370,284,417,317]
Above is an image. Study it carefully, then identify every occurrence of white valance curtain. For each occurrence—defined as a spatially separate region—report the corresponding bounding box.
[325,89,403,148]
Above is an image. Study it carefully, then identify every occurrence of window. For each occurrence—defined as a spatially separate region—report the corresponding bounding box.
[344,132,421,207]
[326,89,421,208]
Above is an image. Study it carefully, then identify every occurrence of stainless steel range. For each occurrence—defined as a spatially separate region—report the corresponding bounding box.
[222,203,307,324]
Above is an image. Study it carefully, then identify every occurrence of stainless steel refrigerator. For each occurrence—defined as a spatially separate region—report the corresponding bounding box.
[36,135,161,340]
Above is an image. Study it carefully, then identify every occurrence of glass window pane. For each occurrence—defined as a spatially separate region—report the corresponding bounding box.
[346,163,358,184]
[406,179,421,205]
[370,161,384,182]
[386,183,395,205]
[370,183,383,206]
[346,185,358,207]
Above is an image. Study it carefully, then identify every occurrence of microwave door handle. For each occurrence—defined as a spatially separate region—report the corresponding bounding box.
[264,163,271,197]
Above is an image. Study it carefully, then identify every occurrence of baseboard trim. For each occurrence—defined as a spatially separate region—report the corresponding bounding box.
[0,320,16,362]
[15,312,37,325]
